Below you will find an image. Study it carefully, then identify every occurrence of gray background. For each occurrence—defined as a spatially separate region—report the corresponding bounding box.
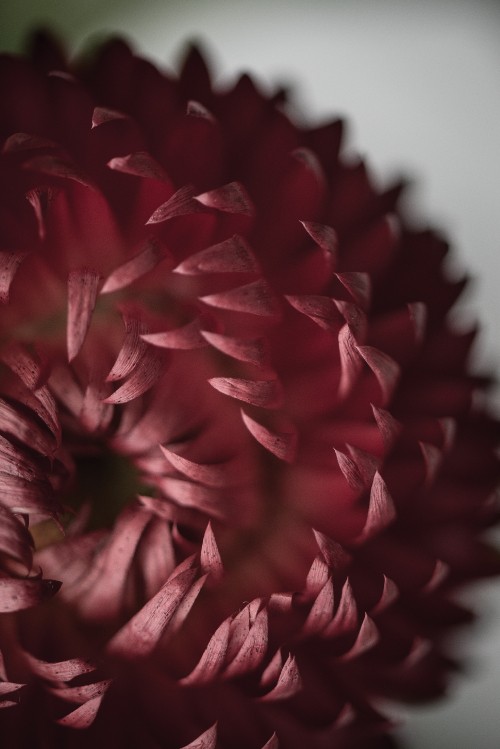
[1,1,499,746]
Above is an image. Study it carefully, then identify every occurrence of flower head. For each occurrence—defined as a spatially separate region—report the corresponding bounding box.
[0,31,498,748]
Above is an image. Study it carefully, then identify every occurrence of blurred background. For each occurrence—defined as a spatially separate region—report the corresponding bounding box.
[1,0,499,746]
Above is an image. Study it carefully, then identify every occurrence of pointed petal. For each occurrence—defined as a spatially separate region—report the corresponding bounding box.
[301,220,337,258]
[209,377,283,409]
[0,251,29,303]
[201,279,281,317]
[340,614,379,660]
[50,679,111,705]
[67,269,100,362]
[92,106,129,127]
[359,472,396,541]
[323,579,358,637]
[57,694,104,729]
[201,330,269,366]
[334,449,364,492]
[285,294,340,332]
[142,319,207,350]
[174,235,259,275]
[371,405,401,449]
[107,566,198,657]
[160,446,234,488]
[260,654,301,702]
[200,522,223,580]
[241,410,297,462]
[24,154,94,188]
[312,530,352,572]
[105,348,167,404]
[370,575,399,616]
[107,151,170,182]
[146,185,205,224]
[357,346,400,406]
[24,653,96,682]
[303,578,334,636]
[224,608,268,678]
[305,555,329,598]
[261,734,279,749]
[338,324,363,398]
[101,239,172,294]
[0,578,61,613]
[195,182,254,216]
[335,272,371,310]
[180,723,217,749]
[180,618,231,685]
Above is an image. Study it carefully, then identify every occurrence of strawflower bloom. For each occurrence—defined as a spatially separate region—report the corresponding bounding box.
[0,30,498,749]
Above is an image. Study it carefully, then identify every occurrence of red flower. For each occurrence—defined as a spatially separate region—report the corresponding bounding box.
[0,31,498,748]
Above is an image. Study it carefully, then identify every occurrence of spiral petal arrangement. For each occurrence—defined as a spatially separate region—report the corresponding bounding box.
[0,32,498,749]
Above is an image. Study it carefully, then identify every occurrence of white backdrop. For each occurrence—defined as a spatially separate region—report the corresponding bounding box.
[2,1,500,746]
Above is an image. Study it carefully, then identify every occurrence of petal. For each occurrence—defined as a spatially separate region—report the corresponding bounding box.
[335,272,371,310]
[142,319,207,350]
[209,377,283,409]
[24,653,96,682]
[101,238,173,294]
[160,446,236,488]
[357,346,400,406]
[340,614,379,660]
[67,269,100,362]
[285,294,341,332]
[301,220,338,258]
[107,566,198,658]
[104,348,167,404]
[241,411,297,462]
[201,279,281,317]
[0,251,29,303]
[180,723,217,749]
[195,182,254,216]
[106,312,148,382]
[57,695,104,729]
[302,578,334,636]
[180,618,231,685]
[200,522,223,580]
[146,185,204,224]
[107,151,170,182]
[224,608,268,678]
[174,235,259,275]
[0,577,61,613]
[312,530,352,572]
[323,579,358,638]
[358,472,396,541]
[201,330,269,366]
[260,654,301,702]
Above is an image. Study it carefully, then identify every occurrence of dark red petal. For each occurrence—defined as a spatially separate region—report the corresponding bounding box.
[0,577,61,613]
[107,566,198,658]
[67,269,100,362]
[101,239,173,294]
[174,234,259,275]
[180,618,231,685]
[201,279,281,317]
[105,348,167,404]
[107,151,170,182]
[146,185,205,224]
[209,376,283,409]
[180,723,218,749]
[0,251,29,303]
[260,653,302,702]
[195,182,254,216]
[241,411,298,462]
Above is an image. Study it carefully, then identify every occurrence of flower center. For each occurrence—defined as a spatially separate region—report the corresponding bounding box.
[65,447,148,531]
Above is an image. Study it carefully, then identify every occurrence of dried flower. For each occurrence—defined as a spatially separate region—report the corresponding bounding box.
[0,31,498,749]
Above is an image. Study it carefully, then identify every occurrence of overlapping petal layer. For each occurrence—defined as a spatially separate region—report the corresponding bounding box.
[0,32,498,749]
